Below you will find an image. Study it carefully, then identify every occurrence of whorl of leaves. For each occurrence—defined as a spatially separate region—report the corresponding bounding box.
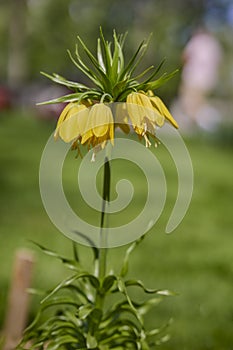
[17,238,174,350]
[38,29,178,105]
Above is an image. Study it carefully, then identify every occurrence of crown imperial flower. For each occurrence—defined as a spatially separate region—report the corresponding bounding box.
[39,29,178,156]
[126,92,166,147]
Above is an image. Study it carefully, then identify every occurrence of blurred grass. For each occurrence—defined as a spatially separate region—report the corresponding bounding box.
[0,109,233,349]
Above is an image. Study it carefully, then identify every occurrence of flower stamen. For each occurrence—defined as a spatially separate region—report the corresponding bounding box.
[91,151,96,162]
[142,122,147,136]
[144,134,151,148]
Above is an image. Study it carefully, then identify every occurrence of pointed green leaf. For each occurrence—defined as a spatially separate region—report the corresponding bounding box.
[37,92,83,105]
[41,273,99,303]
[118,40,145,81]
[132,65,154,82]
[40,71,89,90]
[29,241,82,272]
[141,69,179,91]
[99,27,112,73]
[41,296,80,311]
[140,58,166,85]
[110,30,120,82]
[125,279,176,296]
[120,235,145,277]
[68,49,104,89]
[146,318,173,338]
[129,33,152,76]
[77,35,112,90]
[78,304,93,319]
[77,35,103,72]
[97,38,106,72]
[45,335,80,350]
[137,297,162,316]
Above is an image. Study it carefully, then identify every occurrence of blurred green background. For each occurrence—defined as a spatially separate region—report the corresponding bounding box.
[0,0,233,349]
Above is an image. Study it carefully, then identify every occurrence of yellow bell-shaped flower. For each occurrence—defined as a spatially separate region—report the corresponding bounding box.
[126,92,165,136]
[55,102,114,154]
[54,102,89,142]
[87,103,114,148]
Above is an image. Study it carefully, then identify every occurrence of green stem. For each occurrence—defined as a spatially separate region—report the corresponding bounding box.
[98,156,111,280]
[96,155,111,308]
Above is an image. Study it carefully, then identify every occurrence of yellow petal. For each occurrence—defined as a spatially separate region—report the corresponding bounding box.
[126,104,141,129]
[90,103,113,138]
[138,93,164,127]
[81,121,93,144]
[149,110,165,127]
[54,103,74,139]
[57,103,74,126]
[126,92,155,129]
[109,122,114,145]
[127,93,143,128]
[147,90,154,97]
[115,103,130,134]
[150,96,178,129]
[59,104,88,142]
[80,110,94,145]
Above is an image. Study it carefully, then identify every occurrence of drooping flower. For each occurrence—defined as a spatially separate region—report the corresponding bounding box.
[54,102,89,142]
[57,102,114,158]
[126,92,165,147]
[82,103,114,147]
[127,92,164,128]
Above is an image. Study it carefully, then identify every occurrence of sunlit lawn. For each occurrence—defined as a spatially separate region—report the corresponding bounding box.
[0,109,233,350]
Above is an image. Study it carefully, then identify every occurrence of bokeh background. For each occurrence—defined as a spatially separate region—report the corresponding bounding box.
[0,0,233,349]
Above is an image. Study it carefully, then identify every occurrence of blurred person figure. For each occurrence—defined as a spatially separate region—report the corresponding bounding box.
[173,27,222,133]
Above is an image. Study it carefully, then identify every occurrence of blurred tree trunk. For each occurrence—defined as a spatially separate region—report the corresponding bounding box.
[7,0,28,88]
